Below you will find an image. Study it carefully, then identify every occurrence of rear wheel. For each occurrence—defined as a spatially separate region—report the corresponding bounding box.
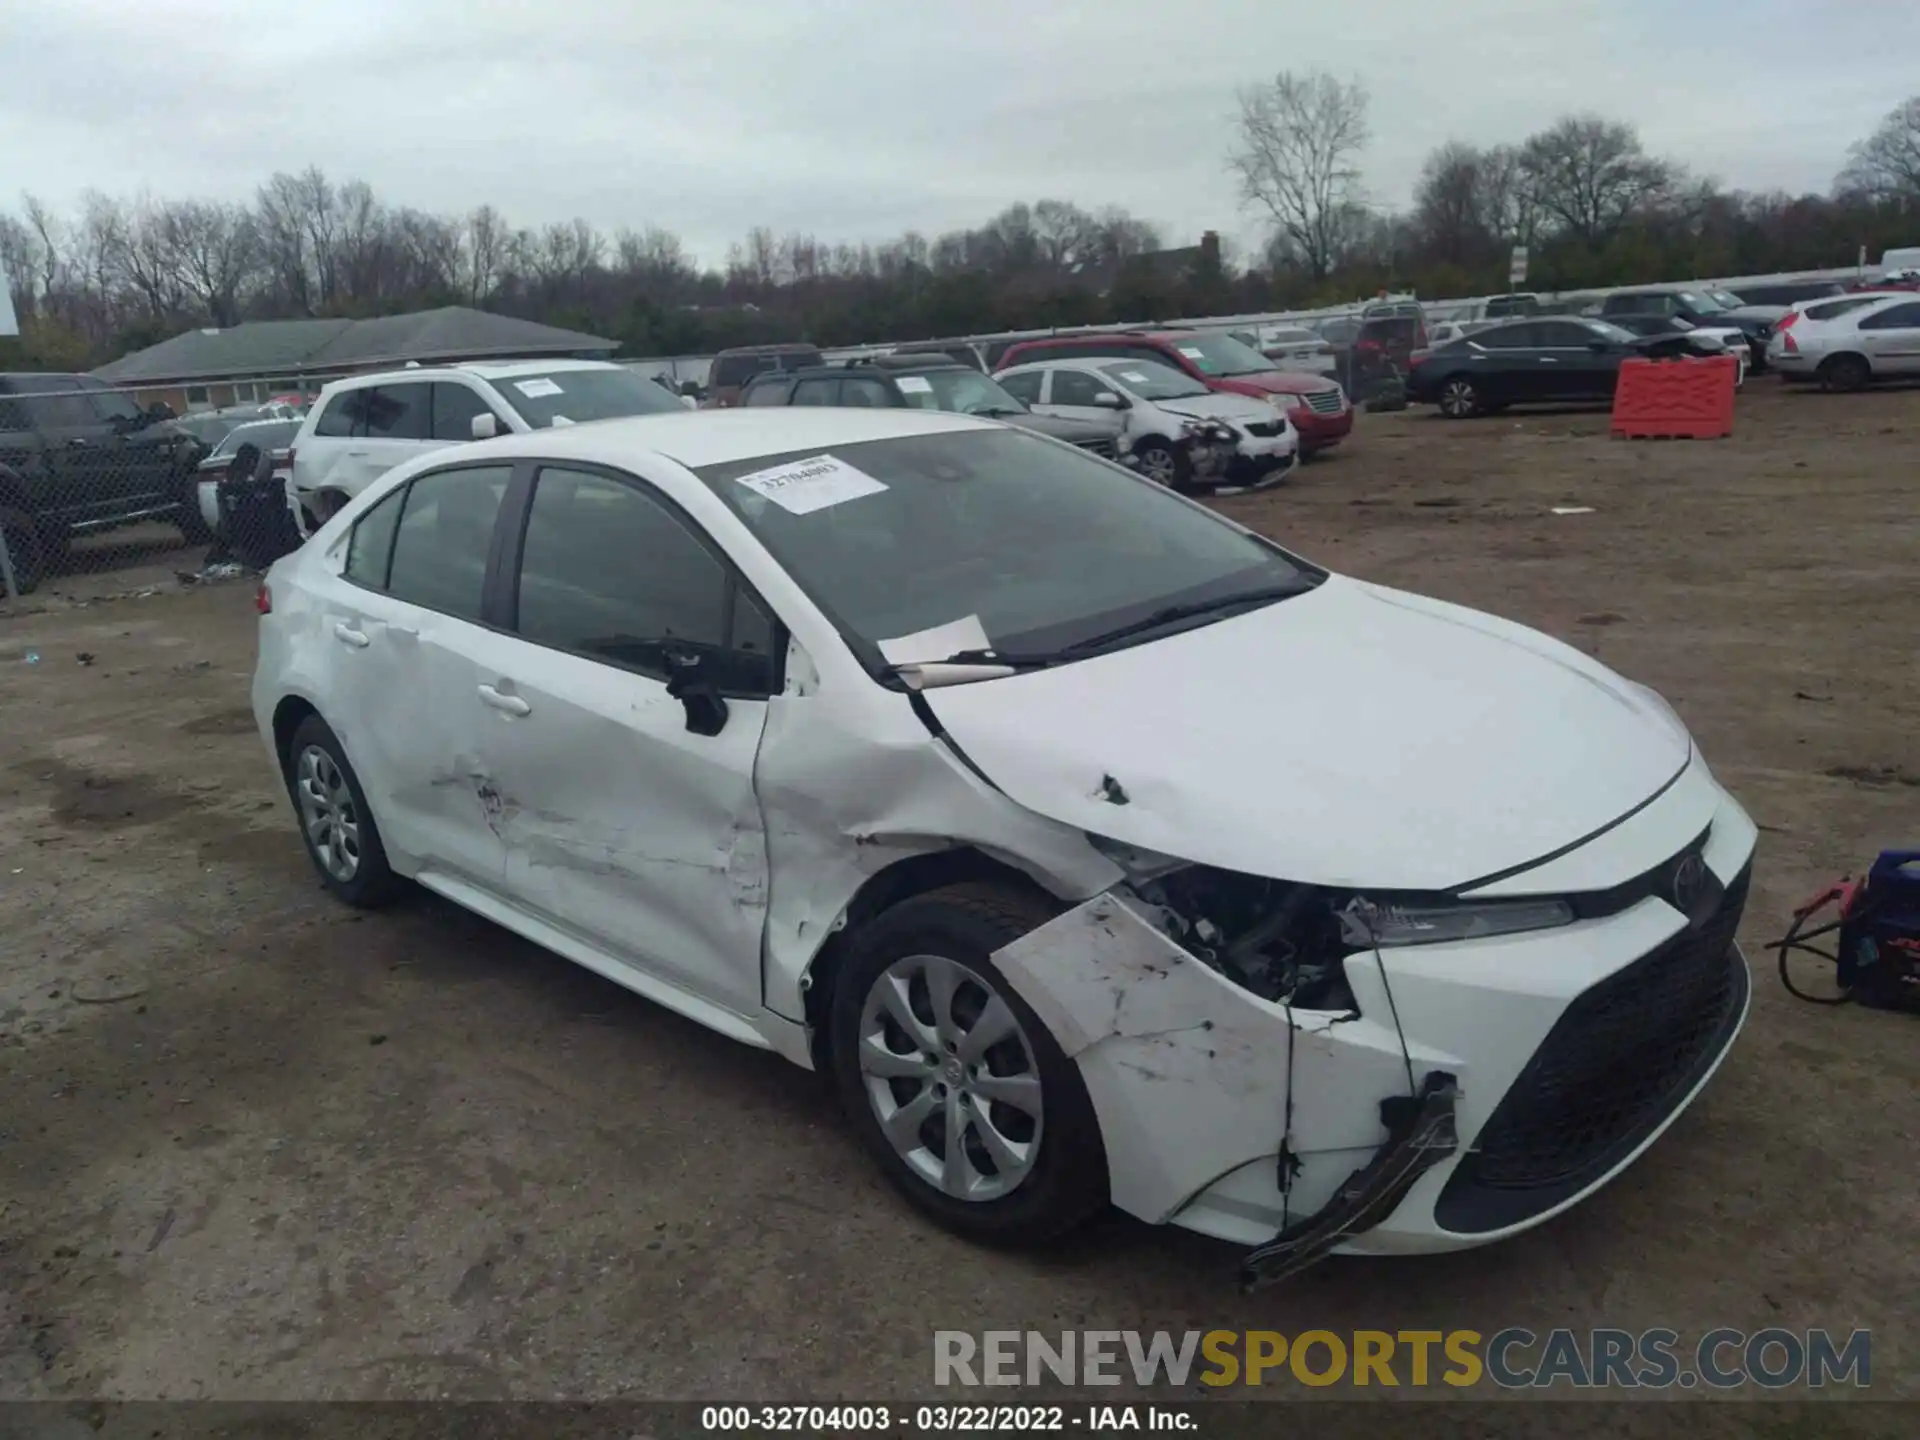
[174,463,214,544]
[1438,377,1482,418]
[284,715,403,907]
[1818,353,1870,393]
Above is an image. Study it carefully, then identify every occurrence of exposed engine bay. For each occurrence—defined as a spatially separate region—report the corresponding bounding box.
[1130,866,1362,1010]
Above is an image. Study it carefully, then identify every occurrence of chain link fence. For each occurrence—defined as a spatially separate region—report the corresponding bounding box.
[0,377,311,601]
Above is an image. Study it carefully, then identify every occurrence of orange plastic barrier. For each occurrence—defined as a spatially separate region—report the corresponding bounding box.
[1610,355,1737,439]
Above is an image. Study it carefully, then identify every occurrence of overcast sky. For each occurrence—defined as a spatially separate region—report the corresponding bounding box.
[2,0,1914,267]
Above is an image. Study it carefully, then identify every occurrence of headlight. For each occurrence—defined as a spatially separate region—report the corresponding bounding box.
[1339,895,1574,947]
[1210,423,1236,442]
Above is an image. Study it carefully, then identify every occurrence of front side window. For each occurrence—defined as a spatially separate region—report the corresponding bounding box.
[791,379,839,407]
[743,379,790,406]
[514,466,774,693]
[432,383,498,441]
[384,465,512,621]
[1476,323,1538,350]
[840,377,894,408]
[1861,302,1920,329]
[695,429,1320,679]
[313,394,361,437]
[360,384,431,440]
[1049,369,1108,407]
[493,368,682,428]
[88,389,144,424]
[22,392,100,428]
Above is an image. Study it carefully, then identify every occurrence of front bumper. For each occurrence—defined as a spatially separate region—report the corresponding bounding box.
[992,751,1757,1266]
[1290,403,1354,452]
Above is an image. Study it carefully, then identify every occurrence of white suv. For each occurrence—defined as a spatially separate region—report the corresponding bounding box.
[288,359,685,525]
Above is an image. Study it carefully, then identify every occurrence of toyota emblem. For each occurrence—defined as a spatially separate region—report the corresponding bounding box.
[1672,853,1709,915]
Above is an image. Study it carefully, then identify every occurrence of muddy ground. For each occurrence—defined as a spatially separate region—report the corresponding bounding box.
[1,380,1916,1416]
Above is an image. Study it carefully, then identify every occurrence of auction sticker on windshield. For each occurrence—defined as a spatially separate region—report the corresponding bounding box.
[1119,370,1151,384]
[734,453,889,515]
[515,377,564,398]
[895,376,934,393]
[1177,346,1205,359]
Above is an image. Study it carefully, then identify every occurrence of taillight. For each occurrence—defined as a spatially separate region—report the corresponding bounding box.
[255,581,272,614]
[1782,331,1798,354]
[1409,349,1431,367]
[1776,311,1799,330]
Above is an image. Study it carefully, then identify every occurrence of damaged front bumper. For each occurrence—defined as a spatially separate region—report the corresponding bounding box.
[989,772,1758,1279]
[1239,1071,1458,1291]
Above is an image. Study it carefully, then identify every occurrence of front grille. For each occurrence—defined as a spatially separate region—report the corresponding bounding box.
[1302,389,1345,415]
[1073,438,1117,460]
[1243,419,1283,438]
[1435,867,1750,1232]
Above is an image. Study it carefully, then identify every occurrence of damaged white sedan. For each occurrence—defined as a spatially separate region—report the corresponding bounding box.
[251,407,1756,1286]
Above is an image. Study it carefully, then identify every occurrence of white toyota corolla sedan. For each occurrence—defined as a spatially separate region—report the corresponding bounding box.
[251,407,1756,1286]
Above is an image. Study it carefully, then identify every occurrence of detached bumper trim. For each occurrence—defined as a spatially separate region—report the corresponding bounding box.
[1239,1070,1460,1292]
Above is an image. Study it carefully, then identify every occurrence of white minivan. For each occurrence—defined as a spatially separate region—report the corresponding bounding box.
[287,359,686,528]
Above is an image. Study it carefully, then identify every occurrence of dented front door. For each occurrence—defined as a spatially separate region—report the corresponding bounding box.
[477,639,772,1017]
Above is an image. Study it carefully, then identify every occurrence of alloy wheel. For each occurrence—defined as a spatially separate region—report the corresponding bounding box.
[1137,444,1178,485]
[856,953,1044,1202]
[1440,380,1478,418]
[295,744,361,882]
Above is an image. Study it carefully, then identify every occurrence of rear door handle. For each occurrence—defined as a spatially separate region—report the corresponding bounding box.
[478,684,531,717]
[333,622,370,648]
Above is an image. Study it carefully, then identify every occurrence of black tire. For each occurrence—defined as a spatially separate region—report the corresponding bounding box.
[0,506,45,596]
[174,462,214,544]
[1133,438,1191,490]
[829,882,1108,1245]
[1437,377,1481,419]
[283,714,404,907]
[1819,353,1870,393]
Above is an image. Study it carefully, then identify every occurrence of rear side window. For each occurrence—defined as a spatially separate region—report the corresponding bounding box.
[431,383,497,440]
[791,379,838,407]
[313,394,361,437]
[1806,297,1880,322]
[362,384,431,441]
[1861,302,1920,329]
[840,377,894,408]
[344,488,405,589]
[712,355,775,389]
[996,371,1042,405]
[514,465,775,693]
[743,379,789,406]
[22,393,100,428]
[385,465,512,621]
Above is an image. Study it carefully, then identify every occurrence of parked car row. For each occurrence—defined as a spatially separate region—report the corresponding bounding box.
[1767,291,1920,390]
[1405,317,1734,418]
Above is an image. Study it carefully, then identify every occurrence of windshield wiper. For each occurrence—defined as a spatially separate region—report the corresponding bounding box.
[925,582,1318,670]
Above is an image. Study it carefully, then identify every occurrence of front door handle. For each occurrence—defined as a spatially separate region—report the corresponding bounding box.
[478,683,531,717]
[333,622,370,648]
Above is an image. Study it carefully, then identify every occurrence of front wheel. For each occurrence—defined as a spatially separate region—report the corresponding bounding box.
[0,506,47,596]
[830,883,1108,1244]
[1133,438,1190,490]
[174,466,214,544]
[1437,377,1482,418]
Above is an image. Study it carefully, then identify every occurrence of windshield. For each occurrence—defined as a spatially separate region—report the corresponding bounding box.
[893,369,1027,416]
[1098,360,1211,401]
[212,419,300,457]
[1162,331,1278,377]
[1704,290,1746,310]
[496,368,683,428]
[694,429,1319,676]
[1677,291,1728,316]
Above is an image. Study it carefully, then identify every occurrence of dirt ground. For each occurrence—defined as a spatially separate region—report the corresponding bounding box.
[1,380,1916,1413]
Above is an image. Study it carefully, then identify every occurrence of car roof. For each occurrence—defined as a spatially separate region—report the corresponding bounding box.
[712,343,823,357]
[401,407,990,474]
[315,359,622,393]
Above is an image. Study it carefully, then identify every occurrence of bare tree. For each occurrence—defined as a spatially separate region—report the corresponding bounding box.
[1412,142,1490,265]
[1519,116,1674,247]
[255,171,314,313]
[1227,70,1370,280]
[166,201,258,325]
[462,205,508,305]
[1838,95,1920,200]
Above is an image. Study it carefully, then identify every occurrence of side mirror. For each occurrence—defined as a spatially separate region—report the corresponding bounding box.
[1093,391,1126,409]
[663,652,729,737]
[470,412,500,440]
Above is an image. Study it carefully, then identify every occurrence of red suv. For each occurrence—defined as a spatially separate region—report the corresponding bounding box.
[994,329,1354,455]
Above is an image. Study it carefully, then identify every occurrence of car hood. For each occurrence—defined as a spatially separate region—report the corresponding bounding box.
[922,576,1691,891]
[1001,412,1123,443]
[1206,370,1338,398]
[1152,393,1280,424]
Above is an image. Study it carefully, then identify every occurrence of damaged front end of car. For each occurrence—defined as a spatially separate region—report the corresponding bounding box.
[988,845,1603,1288]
